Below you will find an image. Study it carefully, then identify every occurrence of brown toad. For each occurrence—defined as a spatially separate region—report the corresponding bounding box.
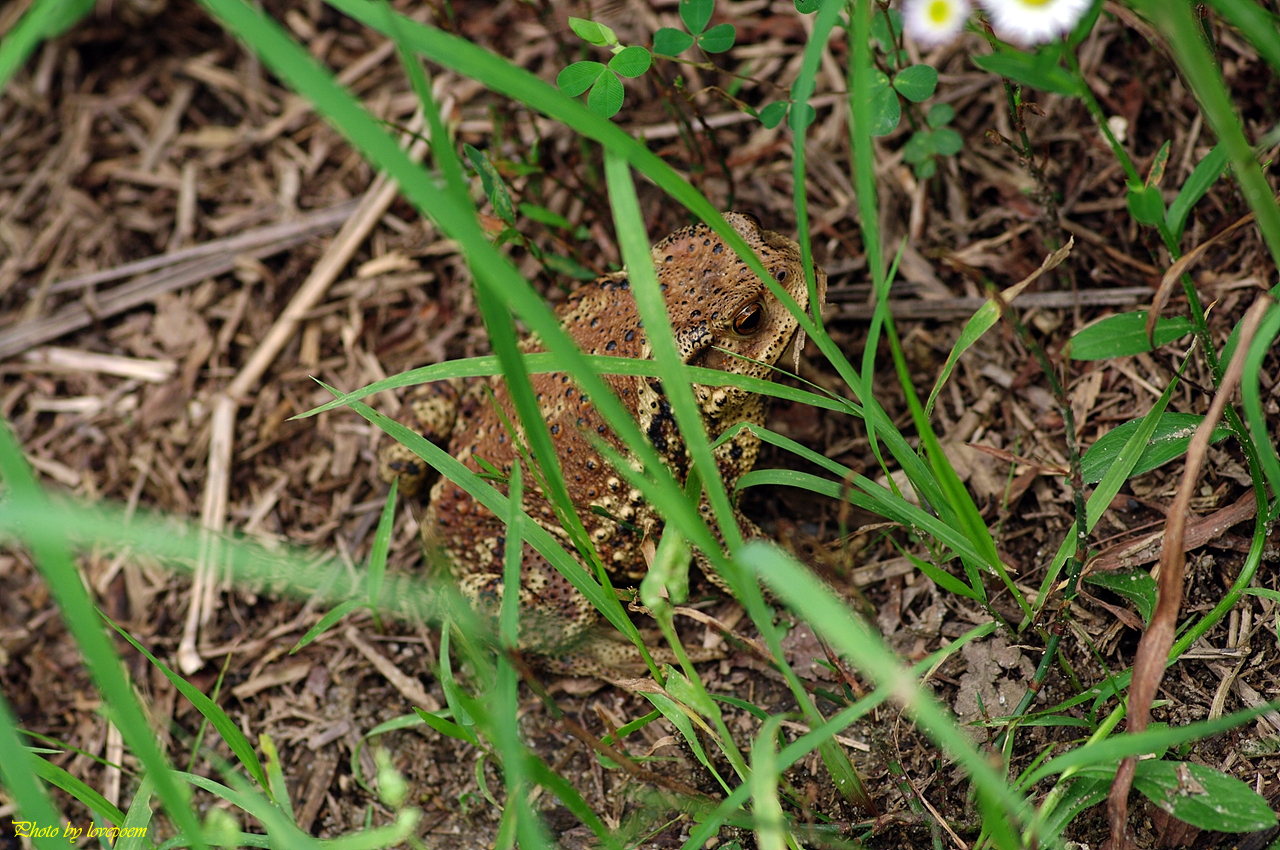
[380,212,824,671]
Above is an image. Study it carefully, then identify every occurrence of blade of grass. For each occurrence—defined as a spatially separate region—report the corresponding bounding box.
[28,756,127,826]
[116,775,157,850]
[0,0,93,93]
[925,240,1074,417]
[0,692,74,849]
[1029,362,1184,617]
[678,621,997,850]
[106,618,269,794]
[1133,0,1280,279]
[298,355,857,420]
[1240,300,1280,500]
[742,543,1035,835]
[736,467,991,569]
[603,153,744,582]
[0,420,207,849]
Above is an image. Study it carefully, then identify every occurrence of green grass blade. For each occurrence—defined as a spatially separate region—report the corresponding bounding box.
[1206,0,1280,76]
[0,0,93,93]
[292,598,366,653]
[0,420,207,849]
[737,467,990,567]
[1165,142,1228,243]
[604,153,740,554]
[28,755,127,827]
[1030,366,1182,615]
[365,478,396,629]
[1022,702,1277,786]
[742,543,1035,833]
[789,0,844,328]
[105,618,269,794]
[749,715,789,850]
[116,775,157,850]
[258,734,294,822]
[411,706,479,746]
[1135,0,1280,281]
[0,692,74,849]
[1241,301,1280,498]
[298,355,858,420]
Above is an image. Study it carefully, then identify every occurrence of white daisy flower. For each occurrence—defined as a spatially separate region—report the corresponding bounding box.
[977,0,1092,45]
[904,0,971,47]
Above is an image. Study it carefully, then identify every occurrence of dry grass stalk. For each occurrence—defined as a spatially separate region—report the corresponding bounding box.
[1107,294,1273,848]
[177,115,429,674]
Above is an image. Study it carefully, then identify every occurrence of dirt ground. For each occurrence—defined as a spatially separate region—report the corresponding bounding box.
[2,0,1279,847]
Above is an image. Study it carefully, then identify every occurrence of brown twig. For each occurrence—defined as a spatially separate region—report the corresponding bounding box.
[1107,294,1272,848]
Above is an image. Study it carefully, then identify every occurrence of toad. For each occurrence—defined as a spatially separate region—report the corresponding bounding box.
[379,212,825,672]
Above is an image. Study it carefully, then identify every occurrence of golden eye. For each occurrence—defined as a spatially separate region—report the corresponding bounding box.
[733,302,764,335]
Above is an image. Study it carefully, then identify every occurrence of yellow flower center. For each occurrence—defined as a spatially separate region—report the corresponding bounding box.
[1018,0,1055,6]
[928,0,951,22]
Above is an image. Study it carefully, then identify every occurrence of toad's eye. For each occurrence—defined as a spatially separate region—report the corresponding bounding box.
[733,302,764,335]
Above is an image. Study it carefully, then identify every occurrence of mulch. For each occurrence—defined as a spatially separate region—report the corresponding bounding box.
[2,0,1278,846]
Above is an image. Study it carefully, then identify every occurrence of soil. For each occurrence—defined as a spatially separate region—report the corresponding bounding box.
[2,0,1279,847]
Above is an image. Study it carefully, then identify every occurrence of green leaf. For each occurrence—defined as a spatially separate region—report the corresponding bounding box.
[1068,310,1193,360]
[608,45,651,77]
[1040,774,1111,838]
[679,0,713,34]
[1084,570,1157,624]
[698,23,736,53]
[568,16,618,46]
[903,549,982,601]
[412,706,480,746]
[517,202,573,230]
[1132,761,1277,832]
[1166,143,1228,242]
[1127,182,1167,226]
[587,71,625,118]
[644,691,715,770]
[927,101,955,128]
[652,27,695,56]
[556,60,605,97]
[541,252,597,280]
[932,125,963,156]
[464,144,514,225]
[971,47,1081,96]
[794,0,820,11]
[1080,412,1232,485]
[292,598,365,652]
[790,101,816,129]
[870,7,903,51]
[1146,139,1171,187]
[915,158,937,179]
[108,620,269,795]
[892,64,938,102]
[869,71,900,136]
[903,130,933,164]
[759,101,788,128]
